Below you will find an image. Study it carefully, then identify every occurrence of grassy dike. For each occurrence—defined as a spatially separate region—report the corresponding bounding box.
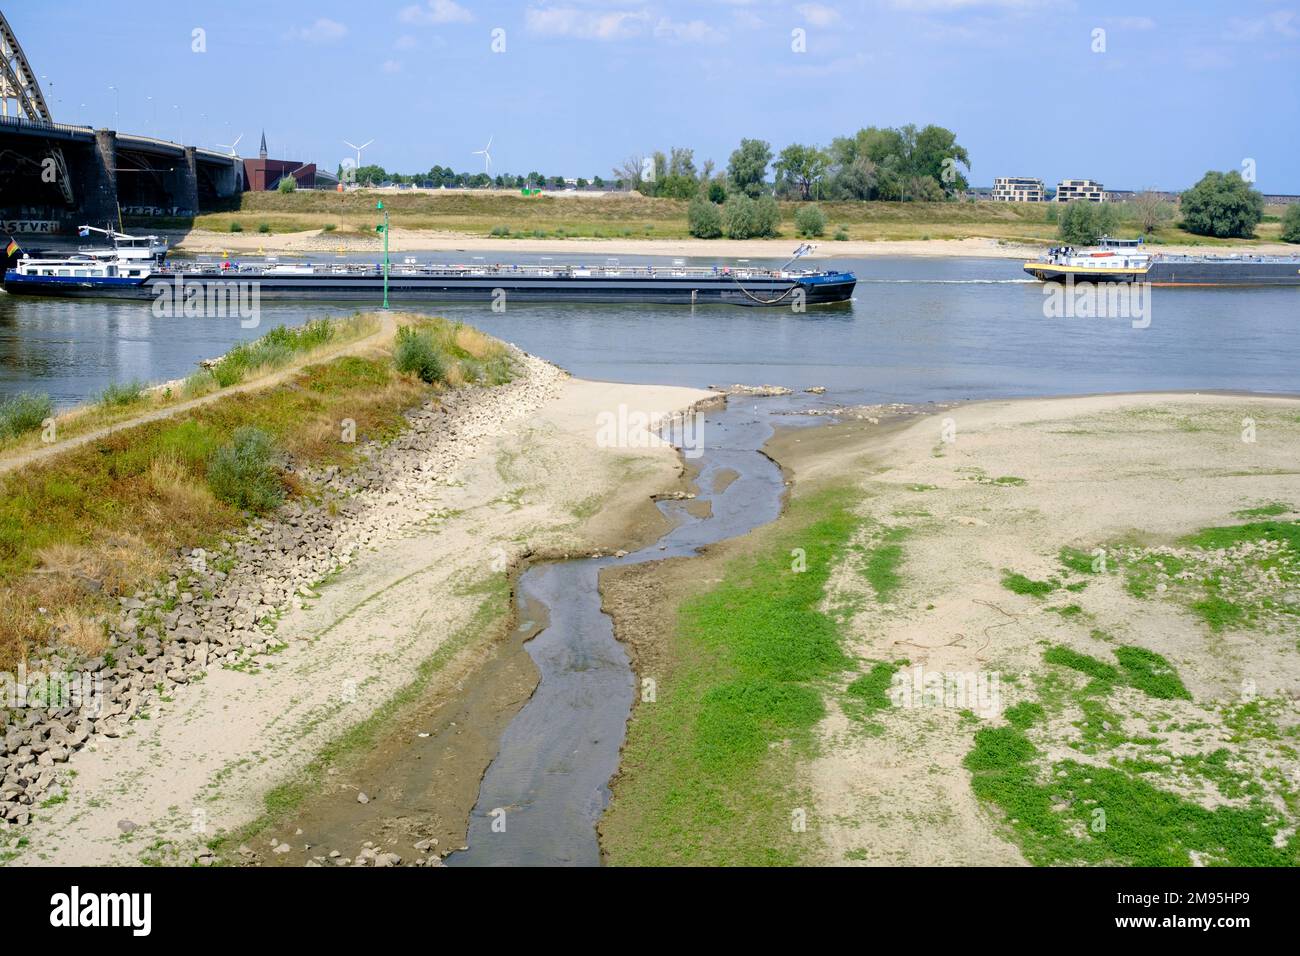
[171,190,1296,247]
[0,313,510,676]
[599,484,866,865]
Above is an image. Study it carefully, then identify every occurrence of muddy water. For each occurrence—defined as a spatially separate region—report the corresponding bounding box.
[446,397,810,866]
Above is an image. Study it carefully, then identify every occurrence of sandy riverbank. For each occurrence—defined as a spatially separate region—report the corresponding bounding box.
[601,391,1300,865]
[170,228,1300,262]
[7,358,712,865]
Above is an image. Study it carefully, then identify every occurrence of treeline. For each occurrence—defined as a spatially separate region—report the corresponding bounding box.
[1058,170,1300,245]
[340,165,611,190]
[620,124,971,204]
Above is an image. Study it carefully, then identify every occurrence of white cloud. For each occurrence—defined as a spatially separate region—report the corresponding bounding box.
[293,18,347,43]
[887,0,1063,10]
[1108,16,1155,31]
[381,59,403,74]
[399,0,473,25]
[796,3,841,27]
[654,17,724,43]
[526,7,652,40]
[1225,10,1300,42]
[394,34,419,50]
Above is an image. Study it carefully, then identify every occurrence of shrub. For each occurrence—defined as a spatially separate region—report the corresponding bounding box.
[833,226,849,241]
[229,221,243,233]
[0,392,53,439]
[207,426,284,513]
[394,326,445,383]
[322,223,337,233]
[1180,170,1264,238]
[688,197,723,238]
[707,181,727,204]
[1057,200,1117,245]
[489,225,510,237]
[794,204,826,238]
[99,380,147,408]
[754,196,780,237]
[277,176,297,193]
[1281,204,1300,244]
[257,222,271,234]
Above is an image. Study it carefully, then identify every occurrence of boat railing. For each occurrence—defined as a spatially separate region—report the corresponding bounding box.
[163,262,826,279]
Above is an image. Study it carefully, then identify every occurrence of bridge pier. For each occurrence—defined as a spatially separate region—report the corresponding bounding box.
[83,128,120,228]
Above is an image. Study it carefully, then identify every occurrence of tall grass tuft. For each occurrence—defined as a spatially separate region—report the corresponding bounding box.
[99,380,147,408]
[206,426,284,513]
[0,392,53,439]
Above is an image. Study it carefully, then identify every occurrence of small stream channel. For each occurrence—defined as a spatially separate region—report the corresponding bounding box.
[446,395,820,866]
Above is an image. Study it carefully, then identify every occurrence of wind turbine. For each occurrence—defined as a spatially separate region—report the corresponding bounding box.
[216,133,243,158]
[344,138,374,170]
[472,135,493,175]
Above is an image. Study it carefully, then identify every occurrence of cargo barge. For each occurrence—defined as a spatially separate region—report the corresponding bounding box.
[2,231,856,307]
[1024,237,1300,286]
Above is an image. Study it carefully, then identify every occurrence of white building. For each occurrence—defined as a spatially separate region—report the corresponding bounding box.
[991,177,1046,202]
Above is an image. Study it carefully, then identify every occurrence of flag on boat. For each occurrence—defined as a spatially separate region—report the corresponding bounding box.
[4,238,18,257]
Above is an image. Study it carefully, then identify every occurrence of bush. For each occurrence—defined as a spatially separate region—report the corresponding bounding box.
[0,392,53,439]
[707,181,727,204]
[394,326,445,383]
[1281,204,1300,244]
[754,196,780,237]
[277,176,297,193]
[1180,170,1264,238]
[1057,200,1117,245]
[794,204,826,238]
[206,426,284,513]
[257,222,271,234]
[687,197,723,239]
[99,380,147,408]
[833,226,849,241]
[229,221,243,233]
[489,225,510,237]
[322,223,336,233]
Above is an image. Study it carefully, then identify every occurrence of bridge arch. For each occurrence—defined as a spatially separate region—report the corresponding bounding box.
[0,11,52,122]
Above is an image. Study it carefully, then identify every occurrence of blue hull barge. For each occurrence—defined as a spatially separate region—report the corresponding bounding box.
[3,233,856,307]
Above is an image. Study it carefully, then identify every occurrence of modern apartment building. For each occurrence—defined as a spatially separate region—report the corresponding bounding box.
[1055,178,1105,202]
[991,176,1046,202]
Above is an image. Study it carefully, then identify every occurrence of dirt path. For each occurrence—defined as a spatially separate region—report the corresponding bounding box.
[10,375,712,866]
[0,312,396,477]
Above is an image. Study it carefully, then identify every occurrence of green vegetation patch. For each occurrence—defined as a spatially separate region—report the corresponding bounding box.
[601,485,861,866]
[1114,646,1191,701]
[1001,571,1059,598]
[964,726,1297,866]
[858,526,910,604]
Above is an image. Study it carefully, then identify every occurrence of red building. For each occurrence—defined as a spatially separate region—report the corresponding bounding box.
[242,131,319,191]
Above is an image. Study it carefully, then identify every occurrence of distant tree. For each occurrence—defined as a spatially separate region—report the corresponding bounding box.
[1180,170,1264,238]
[576,178,588,188]
[613,155,647,192]
[1131,190,1172,234]
[912,124,969,196]
[727,139,773,198]
[1057,200,1117,245]
[276,175,296,193]
[794,204,826,237]
[1281,203,1300,243]
[668,147,697,180]
[774,143,829,200]
[592,175,605,188]
[688,197,723,238]
[707,179,727,204]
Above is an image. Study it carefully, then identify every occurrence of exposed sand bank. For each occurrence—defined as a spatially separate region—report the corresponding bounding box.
[602,392,1300,866]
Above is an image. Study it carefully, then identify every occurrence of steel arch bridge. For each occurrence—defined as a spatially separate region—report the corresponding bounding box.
[0,9,52,122]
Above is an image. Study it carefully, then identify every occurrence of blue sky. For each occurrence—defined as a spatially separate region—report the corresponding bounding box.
[12,1,1300,191]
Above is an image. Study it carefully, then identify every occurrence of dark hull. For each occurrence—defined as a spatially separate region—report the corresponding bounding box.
[2,270,857,306]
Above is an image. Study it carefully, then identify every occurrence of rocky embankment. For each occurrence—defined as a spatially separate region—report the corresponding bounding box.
[0,349,566,837]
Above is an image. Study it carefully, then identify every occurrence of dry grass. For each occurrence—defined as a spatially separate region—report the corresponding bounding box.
[0,322,444,674]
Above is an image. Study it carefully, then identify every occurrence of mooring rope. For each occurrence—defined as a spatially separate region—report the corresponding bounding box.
[727,272,800,305]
